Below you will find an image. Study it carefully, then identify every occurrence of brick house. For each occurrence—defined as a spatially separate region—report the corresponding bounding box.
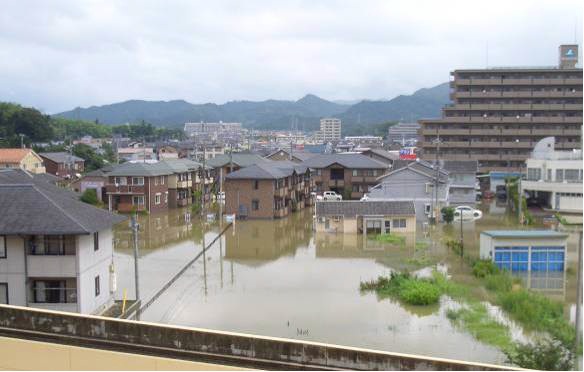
[105,162,172,213]
[225,161,313,219]
[301,154,389,200]
[39,152,85,179]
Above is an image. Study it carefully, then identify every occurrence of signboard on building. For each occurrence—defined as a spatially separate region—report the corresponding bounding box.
[399,147,417,160]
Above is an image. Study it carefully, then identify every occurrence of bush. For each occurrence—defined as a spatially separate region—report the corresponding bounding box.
[80,189,99,206]
[484,274,512,292]
[503,339,573,371]
[471,260,499,278]
[441,207,455,223]
[399,280,441,305]
[374,233,406,245]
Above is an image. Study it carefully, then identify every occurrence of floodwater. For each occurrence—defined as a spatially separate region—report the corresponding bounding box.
[113,201,581,366]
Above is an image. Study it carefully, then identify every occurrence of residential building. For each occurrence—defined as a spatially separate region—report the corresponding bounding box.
[105,162,173,213]
[480,230,567,273]
[0,148,45,174]
[365,160,450,222]
[360,148,400,166]
[314,200,416,236]
[521,137,582,213]
[264,148,316,163]
[387,123,421,145]
[225,161,312,219]
[157,145,179,160]
[117,146,155,162]
[71,165,114,202]
[315,118,341,142]
[419,44,583,173]
[192,144,225,162]
[159,159,210,208]
[207,153,270,193]
[0,169,125,314]
[344,136,384,149]
[184,122,243,142]
[302,154,389,199]
[440,160,478,205]
[39,152,85,179]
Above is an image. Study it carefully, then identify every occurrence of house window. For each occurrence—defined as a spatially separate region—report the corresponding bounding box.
[154,177,158,186]
[252,199,259,210]
[93,232,99,251]
[0,235,6,258]
[132,196,145,205]
[424,203,431,215]
[254,180,259,190]
[132,177,144,186]
[384,220,391,229]
[0,283,7,304]
[161,176,165,185]
[373,170,378,177]
[95,276,100,297]
[155,193,161,205]
[164,192,168,203]
[352,170,358,176]
[315,169,322,176]
[114,177,127,185]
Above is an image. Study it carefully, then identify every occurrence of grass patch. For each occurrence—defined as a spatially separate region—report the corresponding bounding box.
[471,259,499,278]
[484,273,513,292]
[448,303,514,351]
[360,272,442,306]
[415,241,429,251]
[405,256,433,267]
[371,233,406,245]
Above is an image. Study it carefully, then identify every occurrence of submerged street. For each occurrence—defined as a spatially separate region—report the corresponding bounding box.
[112,202,580,366]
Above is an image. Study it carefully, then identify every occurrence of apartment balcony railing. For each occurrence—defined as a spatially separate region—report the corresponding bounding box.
[455,91,583,99]
[176,180,192,188]
[105,184,145,195]
[445,103,583,111]
[427,116,583,124]
[329,179,345,188]
[454,78,584,86]
[117,203,146,213]
[420,127,581,137]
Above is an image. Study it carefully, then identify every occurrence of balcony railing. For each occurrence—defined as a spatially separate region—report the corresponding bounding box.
[117,203,146,213]
[106,184,145,195]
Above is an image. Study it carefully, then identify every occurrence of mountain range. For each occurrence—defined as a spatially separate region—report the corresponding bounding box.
[54,82,449,135]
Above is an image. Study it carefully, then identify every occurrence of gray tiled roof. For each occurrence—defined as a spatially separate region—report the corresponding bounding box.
[440,160,478,173]
[316,200,415,218]
[107,162,174,177]
[0,169,126,235]
[226,161,309,180]
[206,153,269,168]
[362,149,400,161]
[302,154,389,169]
[265,149,317,162]
[39,152,84,163]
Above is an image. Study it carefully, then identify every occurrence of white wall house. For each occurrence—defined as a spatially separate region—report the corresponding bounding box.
[0,169,125,314]
[521,137,583,214]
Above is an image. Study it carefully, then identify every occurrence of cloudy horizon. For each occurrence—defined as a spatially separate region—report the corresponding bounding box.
[0,0,582,114]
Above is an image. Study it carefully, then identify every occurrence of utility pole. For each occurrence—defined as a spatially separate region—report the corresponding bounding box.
[459,208,464,257]
[19,134,24,149]
[517,163,523,224]
[201,147,206,217]
[431,135,441,224]
[131,214,141,307]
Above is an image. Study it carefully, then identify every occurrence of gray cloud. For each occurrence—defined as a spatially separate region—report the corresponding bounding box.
[0,0,581,113]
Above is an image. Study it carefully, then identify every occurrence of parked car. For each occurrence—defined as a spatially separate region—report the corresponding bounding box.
[316,191,343,201]
[454,206,483,220]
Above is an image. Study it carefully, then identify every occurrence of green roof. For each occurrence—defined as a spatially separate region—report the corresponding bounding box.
[481,230,568,239]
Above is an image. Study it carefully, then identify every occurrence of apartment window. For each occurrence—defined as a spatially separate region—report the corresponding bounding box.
[132,177,144,186]
[154,177,158,186]
[252,199,259,210]
[0,283,7,304]
[565,169,580,182]
[315,169,322,176]
[373,170,378,177]
[155,193,161,205]
[95,276,100,297]
[164,192,168,203]
[527,168,541,181]
[161,176,165,185]
[352,170,358,176]
[0,235,6,258]
[424,203,431,215]
[254,180,259,190]
[132,196,145,205]
[114,177,127,185]
[93,232,99,251]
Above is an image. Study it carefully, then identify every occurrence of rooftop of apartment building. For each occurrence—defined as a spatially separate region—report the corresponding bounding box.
[315,200,416,217]
[0,169,125,235]
[225,161,309,180]
[206,153,270,168]
[302,153,389,169]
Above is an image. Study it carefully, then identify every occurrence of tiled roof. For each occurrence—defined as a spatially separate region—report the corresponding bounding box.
[206,153,269,168]
[265,149,317,161]
[316,200,415,218]
[362,149,400,161]
[440,160,478,173]
[0,148,34,163]
[39,152,84,163]
[107,162,174,177]
[0,169,126,235]
[481,230,568,239]
[226,161,309,180]
[302,154,389,169]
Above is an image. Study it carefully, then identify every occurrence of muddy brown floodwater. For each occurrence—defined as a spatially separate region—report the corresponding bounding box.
[113,200,580,366]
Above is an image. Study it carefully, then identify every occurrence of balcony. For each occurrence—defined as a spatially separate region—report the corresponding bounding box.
[27,255,77,277]
[444,103,583,111]
[329,179,345,188]
[117,203,146,213]
[106,184,145,195]
[176,180,192,188]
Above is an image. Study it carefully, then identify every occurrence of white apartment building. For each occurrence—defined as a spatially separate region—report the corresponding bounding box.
[522,137,583,214]
[0,169,125,314]
[184,122,243,138]
[316,118,341,142]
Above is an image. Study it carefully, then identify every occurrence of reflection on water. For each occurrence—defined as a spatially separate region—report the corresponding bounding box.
[112,201,581,366]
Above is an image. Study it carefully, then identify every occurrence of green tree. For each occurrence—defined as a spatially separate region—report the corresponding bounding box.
[504,339,573,371]
[80,189,100,206]
[72,144,104,172]
[441,207,455,223]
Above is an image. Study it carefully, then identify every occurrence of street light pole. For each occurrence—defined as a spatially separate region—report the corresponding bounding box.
[576,231,583,353]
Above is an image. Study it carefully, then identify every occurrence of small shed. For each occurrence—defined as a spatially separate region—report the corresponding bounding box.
[480,230,568,272]
[315,200,416,235]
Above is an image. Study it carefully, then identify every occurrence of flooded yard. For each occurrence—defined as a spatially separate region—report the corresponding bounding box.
[112,201,581,366]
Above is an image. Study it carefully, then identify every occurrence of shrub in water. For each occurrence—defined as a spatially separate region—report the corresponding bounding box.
[471,260,499,278]
[399,280,441,305]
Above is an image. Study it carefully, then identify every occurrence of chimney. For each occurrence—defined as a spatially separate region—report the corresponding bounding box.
[559,44,578,69]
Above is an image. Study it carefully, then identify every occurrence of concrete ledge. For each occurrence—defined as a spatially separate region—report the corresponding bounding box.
[0,304,519,371]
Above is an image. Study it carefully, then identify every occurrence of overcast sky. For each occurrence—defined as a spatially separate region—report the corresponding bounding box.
[0,0,582,113]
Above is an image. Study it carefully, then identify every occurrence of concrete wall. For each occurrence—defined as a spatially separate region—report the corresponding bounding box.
[0,236,26,306]
[0,304,514,371]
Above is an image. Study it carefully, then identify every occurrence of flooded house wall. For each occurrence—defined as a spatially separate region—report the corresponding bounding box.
[225,179,276,219]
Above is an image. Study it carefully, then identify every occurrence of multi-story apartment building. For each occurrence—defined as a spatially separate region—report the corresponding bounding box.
[316,118,341,142]
[388,123,421,145]
[39,152,85,179]
[419,45,583,173]
[522,137,582,214]
[207,153,270,192]
[225,162,312,219]
[344,136,384,149]
[302,154,389,199]
[184,122,243,141]
[105,162,172,213]
[0,169,125,314]
[0,148,46,174]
